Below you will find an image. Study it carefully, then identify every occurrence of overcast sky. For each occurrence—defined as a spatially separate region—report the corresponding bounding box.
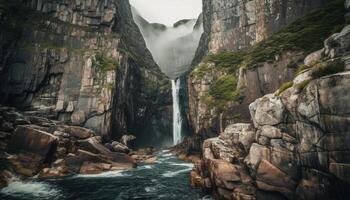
[130,0,202,26]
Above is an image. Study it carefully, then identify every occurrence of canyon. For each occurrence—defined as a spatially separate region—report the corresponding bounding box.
[0,0,350,200]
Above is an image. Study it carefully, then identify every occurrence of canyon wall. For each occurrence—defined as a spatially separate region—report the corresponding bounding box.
[194,0,327,60]
[191,23,350,199]
[188,0,343,140]
[188,0,350,199]
[0,0,172,145]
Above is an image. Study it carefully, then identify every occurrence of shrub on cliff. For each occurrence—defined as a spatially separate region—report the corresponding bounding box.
[311,59,345,78]
[205,0,345,69]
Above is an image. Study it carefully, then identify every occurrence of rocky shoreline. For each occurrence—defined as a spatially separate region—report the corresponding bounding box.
[0,105,168,188]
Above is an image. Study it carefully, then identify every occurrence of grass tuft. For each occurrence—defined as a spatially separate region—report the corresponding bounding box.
[276,81,293,96]
[311,59,345,78]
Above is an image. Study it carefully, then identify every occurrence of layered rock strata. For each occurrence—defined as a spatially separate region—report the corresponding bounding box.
[0,0,171,144]
[188,0,345,141]
[190,24,350,200]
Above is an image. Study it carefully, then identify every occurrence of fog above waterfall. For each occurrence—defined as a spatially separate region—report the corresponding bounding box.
[131,5,203,79]
[129,0,202,26]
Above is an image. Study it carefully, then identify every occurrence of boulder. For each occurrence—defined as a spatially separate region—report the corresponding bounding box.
[54,125,93,139]
[210,160,242,190]
[110,141,130,153]
[324,25,350,58]
[64,149,135,174]
[190,170,204,188]
[53,131,70,138]
[144,156,157,164]
[79,162,111,174]
[250,95,285,127]
[244,143,271,171]
[259,125,282,139]
[304,49,324,66]
[256,160,297,200]
[120,134,136,147]
[8,126,58,157]
[293,69,312,85]
[39,166,69,178]
[219,123,256,151]
[210,138,244,163]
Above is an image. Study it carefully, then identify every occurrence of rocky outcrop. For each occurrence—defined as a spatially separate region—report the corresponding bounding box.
[188,0,346,142]
[0,105,135,185]
[0,0,171,144]
[190,24,350,200]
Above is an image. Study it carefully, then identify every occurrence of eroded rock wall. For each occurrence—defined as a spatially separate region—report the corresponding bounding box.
[196,0,326,56]
[0,0,171,143]
[188,0,343,141]
[190,23,350,200]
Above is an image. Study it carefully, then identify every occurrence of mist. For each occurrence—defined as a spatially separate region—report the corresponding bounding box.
[131,7,203,79]
[129,0,202,26]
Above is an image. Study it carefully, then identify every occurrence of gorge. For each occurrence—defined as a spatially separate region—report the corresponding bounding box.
[1,0,350,200]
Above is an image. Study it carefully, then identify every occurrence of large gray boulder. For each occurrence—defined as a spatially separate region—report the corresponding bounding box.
[249,94,286,127]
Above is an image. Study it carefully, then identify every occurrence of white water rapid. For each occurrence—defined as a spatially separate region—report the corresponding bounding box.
[172,79,182,145]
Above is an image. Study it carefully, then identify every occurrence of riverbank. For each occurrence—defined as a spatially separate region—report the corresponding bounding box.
[0,105,138,189]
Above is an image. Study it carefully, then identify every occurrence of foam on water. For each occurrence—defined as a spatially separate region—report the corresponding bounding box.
[167,162,194,167]
[145,186,157,193]
[73,170,129,178]
[138,165,154,170]
[161,153,173,157]
[162,167,192,177]
[1,179,60,198]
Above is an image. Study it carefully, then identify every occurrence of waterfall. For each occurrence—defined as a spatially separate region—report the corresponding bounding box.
[172,78,182,145]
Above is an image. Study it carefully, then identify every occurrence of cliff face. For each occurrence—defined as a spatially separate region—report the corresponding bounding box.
[191,21,350,200]
[188,0,345,140]
[196,0,326,56]
[0,0,171,144]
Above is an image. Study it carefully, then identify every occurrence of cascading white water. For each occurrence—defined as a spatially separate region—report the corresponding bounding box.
[172,78,182,145]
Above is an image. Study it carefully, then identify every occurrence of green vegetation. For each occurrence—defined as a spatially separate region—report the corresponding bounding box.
[296,64,313,75]
[295,79,311,91]
[201,0,345,70]
[190,63,211,79]
[276,81,293,96]
[243,0,345,67]
[192,0,345,111]
[311,59,345,78]
[93,53,118,73]
[205,51,245,73]
[209,75,238,101]
[201,75,242,110]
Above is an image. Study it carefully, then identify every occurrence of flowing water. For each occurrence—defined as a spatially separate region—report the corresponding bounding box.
[172,79,182,145]
[0,151,211,200]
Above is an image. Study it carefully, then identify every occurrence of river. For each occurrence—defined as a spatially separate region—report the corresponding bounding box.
[0,151,212,200]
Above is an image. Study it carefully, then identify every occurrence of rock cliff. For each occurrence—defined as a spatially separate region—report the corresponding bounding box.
[188,0,346,141]
[194,0,326,60]
[190,4,350,200]
[0,0,172,145]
